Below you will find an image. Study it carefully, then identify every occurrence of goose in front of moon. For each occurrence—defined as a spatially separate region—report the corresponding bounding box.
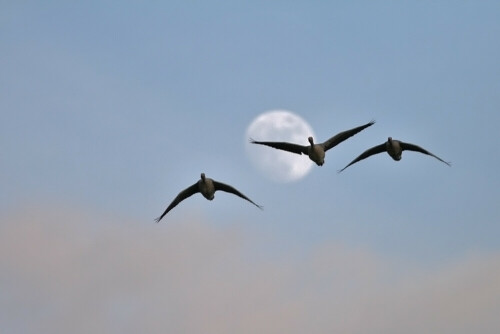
[250,120,375,166]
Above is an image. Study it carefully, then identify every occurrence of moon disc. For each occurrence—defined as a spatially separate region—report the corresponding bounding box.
[245,110,315,183]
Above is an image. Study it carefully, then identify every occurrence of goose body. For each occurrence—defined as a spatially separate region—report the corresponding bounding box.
[338,137,451,172]
[198,174,216,200]
[250,120,375,166]
[307,137,326,165]
[386,138,403,161]
[155,173,262,222]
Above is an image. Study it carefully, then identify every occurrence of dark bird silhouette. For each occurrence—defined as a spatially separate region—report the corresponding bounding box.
[338,137,451,172]
[155,173,262,222]
[249,120,375,166]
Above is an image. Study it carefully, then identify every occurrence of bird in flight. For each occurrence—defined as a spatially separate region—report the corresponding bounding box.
[155,173,262,222]
[249,120,375,166]
[338,137,451,172]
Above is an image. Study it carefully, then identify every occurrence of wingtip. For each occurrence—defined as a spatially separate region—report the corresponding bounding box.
[337,167,348,173]
[154,217,162,223]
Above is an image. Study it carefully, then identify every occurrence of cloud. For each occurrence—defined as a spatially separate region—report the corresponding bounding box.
[1,206,499,334]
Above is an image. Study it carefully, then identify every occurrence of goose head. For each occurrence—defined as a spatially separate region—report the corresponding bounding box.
[200,173,206,181]
[388,137,393,143]
[308,136,314,145]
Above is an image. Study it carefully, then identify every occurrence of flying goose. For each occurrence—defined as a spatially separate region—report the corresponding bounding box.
[338,137,451,172]
[155,173,262,222]
[249,120,375,166]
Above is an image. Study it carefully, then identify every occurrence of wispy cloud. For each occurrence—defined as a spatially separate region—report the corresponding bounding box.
[1,206,499,334]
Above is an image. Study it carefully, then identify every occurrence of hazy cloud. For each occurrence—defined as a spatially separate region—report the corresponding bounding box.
[1,206,499,333]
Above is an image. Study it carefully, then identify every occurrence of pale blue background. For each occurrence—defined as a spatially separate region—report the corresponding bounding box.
[1,2,499,332]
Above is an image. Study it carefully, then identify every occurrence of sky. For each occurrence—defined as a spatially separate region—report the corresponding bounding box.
[1,1,500,333]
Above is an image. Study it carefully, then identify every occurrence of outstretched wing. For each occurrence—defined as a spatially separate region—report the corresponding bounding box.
[249,138,308,155]
[322,120,375,152]
[400,142,451,166]
[337,143,386,172]
[154,183,199,222]
[213,181,263,210]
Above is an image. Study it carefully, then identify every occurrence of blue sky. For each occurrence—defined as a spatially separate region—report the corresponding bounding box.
[1,1,500,332]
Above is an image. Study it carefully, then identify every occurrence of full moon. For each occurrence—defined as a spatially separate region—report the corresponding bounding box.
[245,110,316,183]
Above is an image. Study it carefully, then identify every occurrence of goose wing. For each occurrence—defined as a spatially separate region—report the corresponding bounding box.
[249,138,308,155]
[155,182,199,222]
[400,142,451,166]
[322,120,375,152]
[213,181,263,209]
[337,143,386,172]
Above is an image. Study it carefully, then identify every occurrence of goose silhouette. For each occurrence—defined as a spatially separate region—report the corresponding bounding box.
[338,137,451,172]
[250,120,375,166]
[155,173,262,222]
